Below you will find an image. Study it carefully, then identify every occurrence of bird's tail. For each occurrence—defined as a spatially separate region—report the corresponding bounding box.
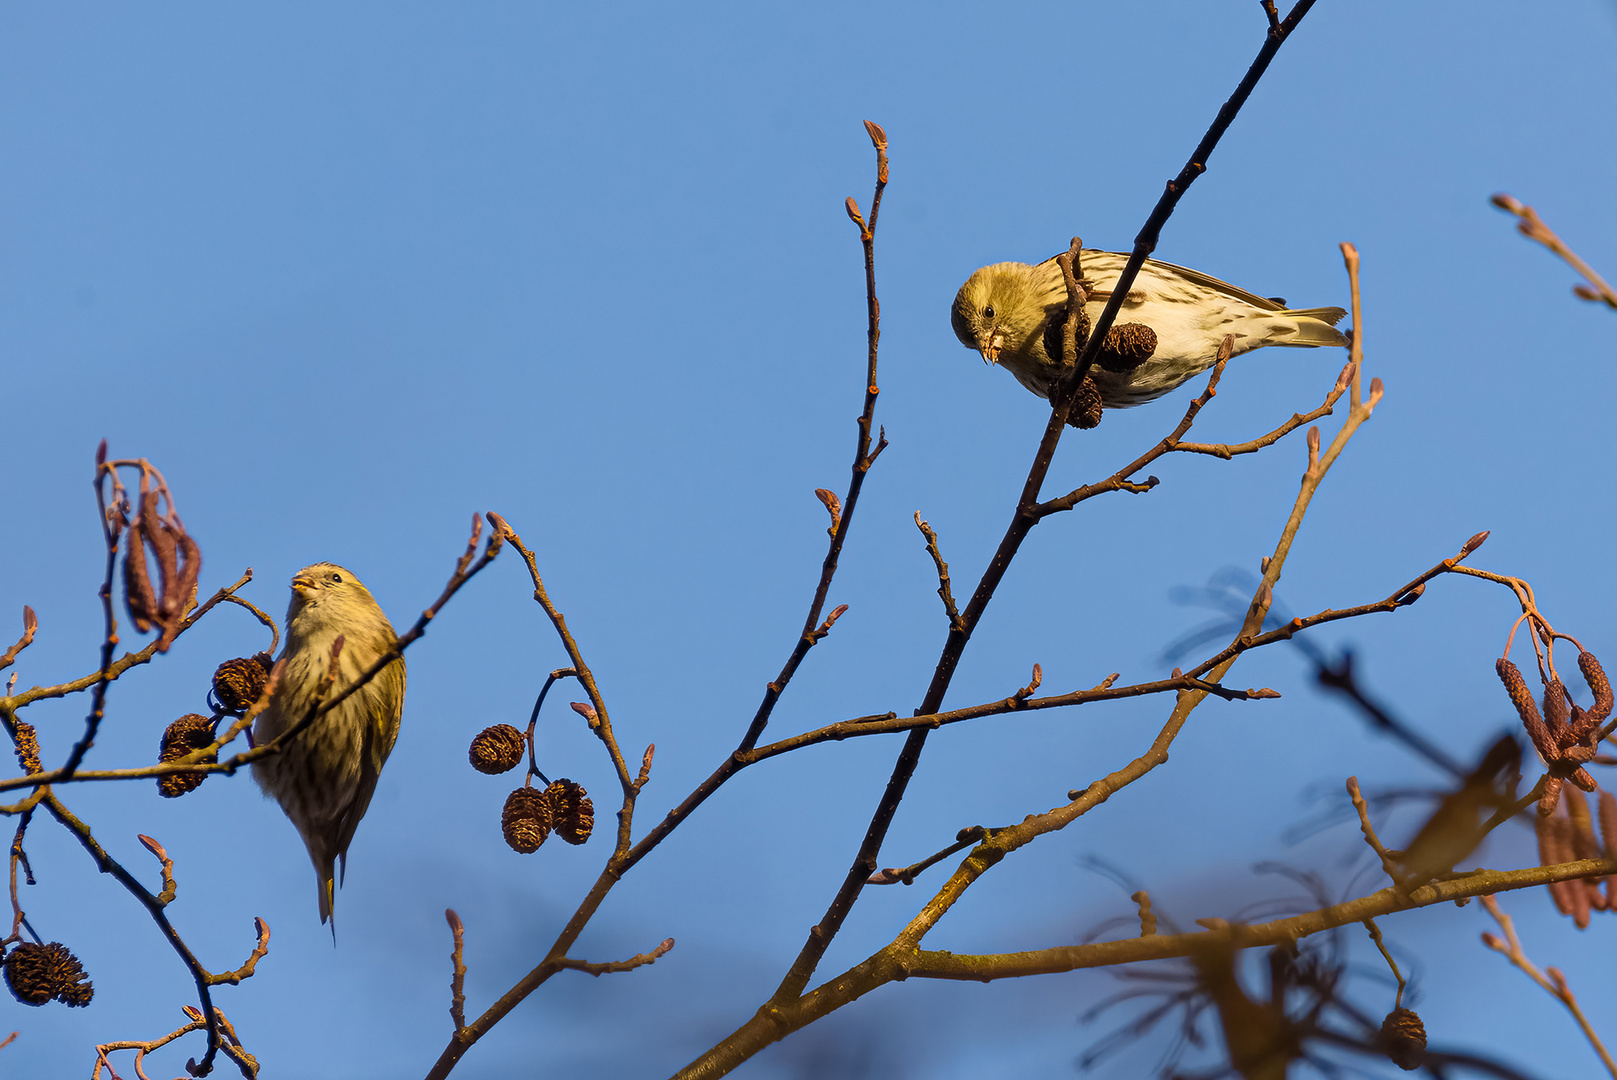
[1271,306,1349,348]
[317,859,337,941]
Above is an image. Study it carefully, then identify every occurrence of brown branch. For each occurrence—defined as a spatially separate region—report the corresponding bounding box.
[914,514,964,633]
[7,807,34,943]
[2,528,1484,800]
[426,126,894,1080]
[95,1015,208,1080]
[0,571,253,716]
[45,792,230,1073]
[868,827,985,886]
[488,517,632,802]
[446,909,467,1034]
[62,460,147,782]
[0,607,36,675]
[1053,0,1319,405]
[216,592,280,657]
[1480,894,1617,1076]
[673,859,1612,1078]
[137,834,177,906]
[1492,193,1617,310]
[1362,917,1406,1008]
[222,515,499,775]
[769,212,1359,1055]
[207,918,270,987]
[1346,776,1400,883]
[737,123,889,756]
[1038,346,1350,516]
[554,936,675,977]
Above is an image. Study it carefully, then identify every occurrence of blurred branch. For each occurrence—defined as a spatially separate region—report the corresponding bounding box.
[674,858,1613,1077]
[1492,193,1617,310]
[1346,777,1401,884]
[1480,894,1617,1077]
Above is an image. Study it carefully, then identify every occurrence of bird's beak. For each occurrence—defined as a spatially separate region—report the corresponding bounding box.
[979,331,1004,365]
[291,573,318,599]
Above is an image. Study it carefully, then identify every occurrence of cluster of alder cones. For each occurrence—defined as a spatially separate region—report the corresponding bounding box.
[2,941,93,1008]
[1496,643,1617,927]
[152,653,274,799]
[469,723,594,853]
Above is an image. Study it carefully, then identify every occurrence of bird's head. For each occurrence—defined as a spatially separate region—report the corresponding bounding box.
[286,562,381,632]
[950,261,1046,365]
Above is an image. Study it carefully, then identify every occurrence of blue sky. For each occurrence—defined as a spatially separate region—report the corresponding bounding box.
[3,2,1616,1077]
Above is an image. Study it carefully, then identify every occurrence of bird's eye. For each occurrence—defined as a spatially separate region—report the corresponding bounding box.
[331,573,343,583]
[983,305,995,320]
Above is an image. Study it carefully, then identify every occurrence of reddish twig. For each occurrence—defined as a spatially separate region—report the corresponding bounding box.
[1480,894,1617,1076]
[1492,194,1617,310]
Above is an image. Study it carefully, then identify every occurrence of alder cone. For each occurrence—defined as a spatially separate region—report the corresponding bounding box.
[1070,376,1104,429]
[547,779,594,846]
[469,724,526,774]
[158,713,217,798]
[1378,1008,1426,1071]
[4,942,93,1008]
[212,653,273,714]
[1097,322,1158,372]
[502,786,553,853]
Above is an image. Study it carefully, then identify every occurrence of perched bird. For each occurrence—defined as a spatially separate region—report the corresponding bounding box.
[253,563,406,930]
[951,249,1348,410]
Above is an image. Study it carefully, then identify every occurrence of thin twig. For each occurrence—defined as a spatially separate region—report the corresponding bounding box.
[1346,777,1401,883]
[1480,894,1617,1077]
[761,0,1323,1021]
[45,793,229,1072]
[216,592,280,657]
[137,834,177,906]
[207,918,271,987]
[446,909,467,1034]
[0,607,37,674]
[868,827,985,886]
[555,937,675,977]
[738,122,890,756]
[914,514,964,633]
[488,517,632,800]
[1492,194,1617,310]
[1361,917,1405,1008]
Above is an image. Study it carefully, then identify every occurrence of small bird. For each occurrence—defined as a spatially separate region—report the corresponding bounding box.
[253,563,406,930]
[951,249,1348,410]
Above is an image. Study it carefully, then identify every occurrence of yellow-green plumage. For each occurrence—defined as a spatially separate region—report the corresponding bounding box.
[252,562,405,930]
[951,249,1347,408]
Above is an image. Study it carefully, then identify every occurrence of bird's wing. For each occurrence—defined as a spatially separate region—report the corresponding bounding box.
[1045,250,1287,312]
[332,656,406,888]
